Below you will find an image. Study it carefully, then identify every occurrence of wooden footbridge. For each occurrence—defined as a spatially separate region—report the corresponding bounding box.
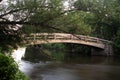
[24,33,113,56]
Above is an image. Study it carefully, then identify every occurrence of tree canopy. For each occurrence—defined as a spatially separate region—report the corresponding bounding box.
[0,0,120,53]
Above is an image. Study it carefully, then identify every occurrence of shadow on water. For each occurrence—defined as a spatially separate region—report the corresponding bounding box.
[13,47,120,80]
[20,54,120,80]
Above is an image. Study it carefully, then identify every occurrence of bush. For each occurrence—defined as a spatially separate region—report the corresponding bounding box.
[0,53,29,80]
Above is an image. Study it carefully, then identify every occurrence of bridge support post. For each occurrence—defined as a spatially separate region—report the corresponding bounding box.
[91,44,114,56]
[54,34,56,40]
[33,34,36,40]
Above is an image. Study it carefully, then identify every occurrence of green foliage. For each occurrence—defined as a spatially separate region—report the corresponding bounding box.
[52,52,65,61]
[0,53,29,80]
[64,43,91,56]
[23,44,66,62]
[22,25,36,34]
[40,44,66,61]
[1,0,120,55]
[23,45,52,62]
[49,44,66,60]
[74,0,120,39]
[24,43,92,61]
[8,0,92,35]
[0,0,64,52]
[114,29,120,55]
[47,11,93,35]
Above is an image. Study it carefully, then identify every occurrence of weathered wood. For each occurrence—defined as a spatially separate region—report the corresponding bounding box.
[24,33,113,56]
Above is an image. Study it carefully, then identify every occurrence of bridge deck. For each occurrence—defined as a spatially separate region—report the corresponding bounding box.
[24,33,112,49]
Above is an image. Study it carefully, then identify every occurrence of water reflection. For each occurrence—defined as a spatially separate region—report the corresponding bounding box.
[19,58,120,80]
[12,48,120,80]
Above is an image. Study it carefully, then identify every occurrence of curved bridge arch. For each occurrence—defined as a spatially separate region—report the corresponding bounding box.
[27,39,105,49]
[25,33,112,49]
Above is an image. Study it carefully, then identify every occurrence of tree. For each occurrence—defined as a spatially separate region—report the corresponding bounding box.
[0,0,65,52]
[74,0,120,40]
[1,0,119,53]
[50,11,93,35]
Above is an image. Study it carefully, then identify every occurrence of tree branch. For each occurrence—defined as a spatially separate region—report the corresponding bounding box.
[0,5,55,18]
[0,8,24,18]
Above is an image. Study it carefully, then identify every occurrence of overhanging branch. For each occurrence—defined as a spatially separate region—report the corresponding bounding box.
[0,8,24,18]
[0,5,55,18]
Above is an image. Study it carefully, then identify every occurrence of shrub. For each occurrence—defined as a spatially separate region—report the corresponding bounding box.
[0,53,29,80]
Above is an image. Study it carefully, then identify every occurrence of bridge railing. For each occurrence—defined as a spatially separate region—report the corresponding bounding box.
[25,33,112,45]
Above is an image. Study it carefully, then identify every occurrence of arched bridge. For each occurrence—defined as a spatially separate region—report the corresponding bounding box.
[24,33,111,49]
[24,33,113,56]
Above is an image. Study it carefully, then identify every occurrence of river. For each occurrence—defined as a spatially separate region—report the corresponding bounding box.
[12,48,120,80]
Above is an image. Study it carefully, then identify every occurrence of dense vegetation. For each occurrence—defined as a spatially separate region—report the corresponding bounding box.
[0,0,120,79]
[0,0,120,54]
[23,43,91,62]
[21,0,120,55]
[0,53,29,80]
[23,44,66,62]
